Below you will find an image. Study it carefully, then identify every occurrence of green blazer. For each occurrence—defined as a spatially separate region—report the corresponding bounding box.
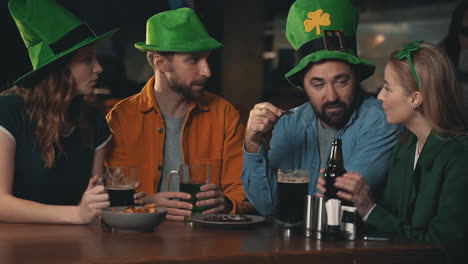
[367,132,468,263]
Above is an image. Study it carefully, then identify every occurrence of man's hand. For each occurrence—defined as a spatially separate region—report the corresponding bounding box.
[315,168,329,197]
[136,192,193,221]
[245,102,284,153]
[196,183,232,214]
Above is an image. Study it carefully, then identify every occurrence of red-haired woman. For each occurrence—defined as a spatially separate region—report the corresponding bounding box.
[0,0,121,224]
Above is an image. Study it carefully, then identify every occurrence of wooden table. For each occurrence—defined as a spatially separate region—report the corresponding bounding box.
[0,220,443,264]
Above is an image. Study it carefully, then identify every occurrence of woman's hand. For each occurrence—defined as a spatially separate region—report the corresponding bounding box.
[76,175,110,224]
[335,171,375,217]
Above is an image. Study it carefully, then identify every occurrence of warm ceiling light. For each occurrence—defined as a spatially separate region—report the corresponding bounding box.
[375,34,386,45]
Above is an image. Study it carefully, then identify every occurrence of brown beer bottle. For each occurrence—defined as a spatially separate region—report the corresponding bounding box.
[323,138,346,199]
[323,138,347,241]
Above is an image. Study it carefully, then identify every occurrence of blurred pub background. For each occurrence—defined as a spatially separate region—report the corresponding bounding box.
[1,0,461,123]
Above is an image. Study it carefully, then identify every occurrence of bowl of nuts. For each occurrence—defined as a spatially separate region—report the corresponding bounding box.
[101,204,167,232]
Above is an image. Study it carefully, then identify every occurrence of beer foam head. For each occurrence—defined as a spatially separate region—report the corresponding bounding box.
[107,185,135,190]
[277,171,309,183]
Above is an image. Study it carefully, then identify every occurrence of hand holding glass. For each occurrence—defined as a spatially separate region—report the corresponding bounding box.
[105,166,136,206]
[168,164,211,215]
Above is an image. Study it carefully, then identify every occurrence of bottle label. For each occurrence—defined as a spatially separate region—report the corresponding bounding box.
[325,198,341,226]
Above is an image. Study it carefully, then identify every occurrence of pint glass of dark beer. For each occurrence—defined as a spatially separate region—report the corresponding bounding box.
[276,169,309,227]
[167,164,211,217]
[105,166,137,206]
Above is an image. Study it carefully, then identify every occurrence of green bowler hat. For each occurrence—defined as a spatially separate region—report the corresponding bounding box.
[135,7,223,52]
[285,0,375,87]
[9,0,118,86]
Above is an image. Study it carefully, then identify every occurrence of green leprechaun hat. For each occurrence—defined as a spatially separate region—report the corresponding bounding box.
[134,7,223,52]
[8,0,118,86]
[285,0,375,87]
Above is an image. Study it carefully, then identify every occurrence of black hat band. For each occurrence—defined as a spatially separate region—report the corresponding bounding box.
[49,23,96,55]
[297,30,357,60]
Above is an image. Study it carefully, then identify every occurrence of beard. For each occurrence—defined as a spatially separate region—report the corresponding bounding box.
[168,76,207,101]
[310,99,355,129]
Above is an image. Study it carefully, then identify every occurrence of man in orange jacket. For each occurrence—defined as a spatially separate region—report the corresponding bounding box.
[106,8,253,220]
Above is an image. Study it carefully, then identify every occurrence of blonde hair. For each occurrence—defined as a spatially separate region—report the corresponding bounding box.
[388,42,467,136]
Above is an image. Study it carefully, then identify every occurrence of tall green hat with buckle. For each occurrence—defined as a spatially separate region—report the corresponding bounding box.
[8,0,118,86]
[134,7,223,52]
[285,0,375,87]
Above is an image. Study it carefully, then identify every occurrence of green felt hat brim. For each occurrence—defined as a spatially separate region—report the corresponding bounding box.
[285,50,375,88]
[14,28,119,86]
[134,38,223,53]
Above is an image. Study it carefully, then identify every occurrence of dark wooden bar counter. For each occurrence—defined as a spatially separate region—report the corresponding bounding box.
[0,220,443,264]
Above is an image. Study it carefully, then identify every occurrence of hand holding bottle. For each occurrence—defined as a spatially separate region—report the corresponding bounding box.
[334,171,375,217]
[316,170,375,217]
[322,138,346,199]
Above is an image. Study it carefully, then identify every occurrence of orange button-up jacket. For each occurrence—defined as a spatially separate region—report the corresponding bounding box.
[106,77,253,214]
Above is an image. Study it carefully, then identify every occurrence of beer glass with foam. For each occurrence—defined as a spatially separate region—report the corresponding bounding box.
[276,169,309,227]
[105,166,137,206]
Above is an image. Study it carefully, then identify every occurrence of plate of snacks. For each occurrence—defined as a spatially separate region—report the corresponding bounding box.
[101,204,167,232]
[190,214,265,228]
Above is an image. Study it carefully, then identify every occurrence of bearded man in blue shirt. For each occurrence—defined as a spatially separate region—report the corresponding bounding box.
[242,0,400,216]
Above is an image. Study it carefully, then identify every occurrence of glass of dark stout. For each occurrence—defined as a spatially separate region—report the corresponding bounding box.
[276,169,309,227]
[105,166,137,206]
[167,164,211,217]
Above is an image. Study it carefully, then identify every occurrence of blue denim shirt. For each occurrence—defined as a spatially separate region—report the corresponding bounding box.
[242,96,400,216]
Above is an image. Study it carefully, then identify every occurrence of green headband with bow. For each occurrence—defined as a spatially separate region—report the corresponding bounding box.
[396,40,423,89]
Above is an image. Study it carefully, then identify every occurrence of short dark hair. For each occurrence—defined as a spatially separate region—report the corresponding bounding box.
[146,51,175,69]
[300,59,360,87]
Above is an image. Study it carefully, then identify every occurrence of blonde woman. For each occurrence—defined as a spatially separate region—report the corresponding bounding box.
[318,42,468,263]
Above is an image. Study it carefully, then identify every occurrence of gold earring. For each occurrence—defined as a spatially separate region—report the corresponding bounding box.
[411,106,416,110]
